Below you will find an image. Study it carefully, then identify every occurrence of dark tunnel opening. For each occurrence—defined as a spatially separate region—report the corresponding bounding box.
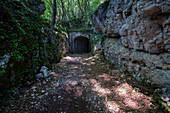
[72,36,91,54]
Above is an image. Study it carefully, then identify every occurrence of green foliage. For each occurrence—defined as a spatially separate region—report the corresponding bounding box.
[0,0,61,101]
[7,89,15,93]
[42,0,108,27]
[68,27,93,32]
[90,34,105,45]
[90,33,105,54]
[0,70,5,74]
[141,102,145,105]
[153,92,170,112]
[150,105,155,109]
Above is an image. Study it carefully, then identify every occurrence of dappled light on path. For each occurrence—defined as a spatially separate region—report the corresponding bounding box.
[52,53,161,113]
[92,82,112,96]
[5,53,164,113]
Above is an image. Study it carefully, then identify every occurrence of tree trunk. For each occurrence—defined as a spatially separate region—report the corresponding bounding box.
[77,0,83,16]
[59,0,66,24]
[67,0,71,20]
[51,0,56,30]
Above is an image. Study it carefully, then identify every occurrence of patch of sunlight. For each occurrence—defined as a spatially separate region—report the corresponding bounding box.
[31,86,37,90]
[81,79,89,86]
[131,92,143,99]
[85,56,94,61]
[82,61,96,66]
[90,62,96,65]
[51,72,59,77]
[92,83,111,96]
[63,66,67,68]
[65,80,78,86]
[64,56,73,60]
[88,68,92,71]
[79,74,86,77]
[98,74,114,81]
[114,83,133,97]
[85,54,99,61]
[123,98,139,109]
[113,83,155,111]
[71,65,79,69]
[105,101,120,112]
[64,56,82,62]
[89,78,97,84]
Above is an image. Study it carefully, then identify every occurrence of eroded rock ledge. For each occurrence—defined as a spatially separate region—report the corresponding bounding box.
[92,0,170,97]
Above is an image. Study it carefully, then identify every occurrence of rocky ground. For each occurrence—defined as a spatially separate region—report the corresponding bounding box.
[1,54,167,113]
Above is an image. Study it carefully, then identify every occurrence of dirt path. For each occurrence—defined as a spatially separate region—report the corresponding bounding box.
[4,54,165,113]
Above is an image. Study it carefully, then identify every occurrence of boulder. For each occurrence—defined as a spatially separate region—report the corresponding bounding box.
[0,54,10,69]
[35,66,51,79]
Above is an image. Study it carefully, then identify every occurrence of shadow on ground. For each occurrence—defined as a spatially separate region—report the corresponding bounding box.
[3,53,166,113]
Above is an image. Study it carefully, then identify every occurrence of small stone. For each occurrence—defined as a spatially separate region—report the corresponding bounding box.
[43,81,46,85]
[31,94,34,96]
[54,83,59,87]
[41,90,45,93]
[66,75,72,78]
[38,83,42,86]
[58,95,61,99]
[33,89,36,92]
[161,96,170,102]
[26,81,32,85]
[116,81,121,84]
[30,102,34,104]
[48,77,51,80]
[46,87,49,91]
[44,92,48,96]
[38,95,43,99]
[35,104,39,106]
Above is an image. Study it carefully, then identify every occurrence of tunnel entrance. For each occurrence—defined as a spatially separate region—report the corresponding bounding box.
[73,36,90,54]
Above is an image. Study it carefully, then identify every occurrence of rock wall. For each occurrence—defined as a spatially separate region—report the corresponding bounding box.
[0,0,67,95]
[92,0,170,96]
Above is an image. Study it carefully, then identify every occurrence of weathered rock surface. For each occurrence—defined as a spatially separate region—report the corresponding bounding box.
[92,0,170,53]
[35,66,51,79]
[103,38,170,90]
[92,0,170,97]
[0,54,10,69]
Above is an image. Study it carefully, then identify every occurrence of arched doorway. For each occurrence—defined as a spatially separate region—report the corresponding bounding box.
[73,36,90,54]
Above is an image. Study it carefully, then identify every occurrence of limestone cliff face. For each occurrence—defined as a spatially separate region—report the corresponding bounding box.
[92,0,170,96]
[93,0,170,53]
